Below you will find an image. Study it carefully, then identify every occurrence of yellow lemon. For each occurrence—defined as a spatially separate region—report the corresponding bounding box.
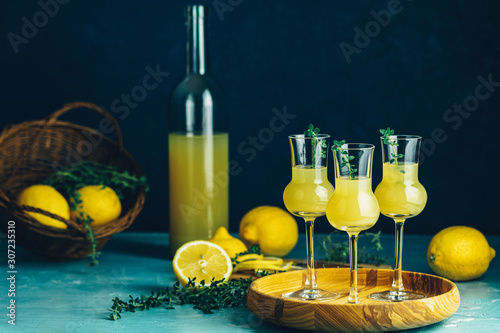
[209,226,248,259]
[17,185,70,229]
[172,240,233,287]
[71,185,121,226]
[427,226,496,281]
[239,206,298,257]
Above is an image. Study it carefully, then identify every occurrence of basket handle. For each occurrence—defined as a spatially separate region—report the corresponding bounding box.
[0,101,124,195]
[46,101,124,150]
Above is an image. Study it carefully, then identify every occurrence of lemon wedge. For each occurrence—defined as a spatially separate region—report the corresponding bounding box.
[173,240,233,287]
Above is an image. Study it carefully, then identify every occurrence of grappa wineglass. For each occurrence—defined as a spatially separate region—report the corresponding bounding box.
[326,143,380,304]
[282,134,338,300]
[369,135,427,302]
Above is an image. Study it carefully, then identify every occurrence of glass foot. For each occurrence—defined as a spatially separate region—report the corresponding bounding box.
[282,288,339,301]
[369,290,426,302]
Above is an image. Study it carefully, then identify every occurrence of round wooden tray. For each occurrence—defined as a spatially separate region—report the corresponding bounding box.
[247,268,460,332]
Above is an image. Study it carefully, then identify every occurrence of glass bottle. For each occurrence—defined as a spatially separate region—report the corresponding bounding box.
[168,5,228,257]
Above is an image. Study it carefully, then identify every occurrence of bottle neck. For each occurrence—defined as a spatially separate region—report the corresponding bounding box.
[186,5,209,75]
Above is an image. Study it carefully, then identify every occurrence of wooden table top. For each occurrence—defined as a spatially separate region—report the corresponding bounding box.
[1,231,498,332]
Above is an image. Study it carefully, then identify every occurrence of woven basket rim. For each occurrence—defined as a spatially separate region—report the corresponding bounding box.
[0,101,146,241]
[0,120,121,150]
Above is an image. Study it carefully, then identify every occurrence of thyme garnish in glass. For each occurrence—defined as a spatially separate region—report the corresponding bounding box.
[304,123,327,168]
[331,139,356,179]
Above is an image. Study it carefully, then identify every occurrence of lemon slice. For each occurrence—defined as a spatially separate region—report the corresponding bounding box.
[173,240,233,287]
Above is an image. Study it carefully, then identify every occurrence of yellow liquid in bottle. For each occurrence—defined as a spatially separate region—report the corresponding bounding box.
[375,163,427,218]
[326,177,380,233]
[283,166,334,217]
[168,133,229,255]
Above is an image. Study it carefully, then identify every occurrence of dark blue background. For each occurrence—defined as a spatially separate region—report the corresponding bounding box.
[1,0,499,235]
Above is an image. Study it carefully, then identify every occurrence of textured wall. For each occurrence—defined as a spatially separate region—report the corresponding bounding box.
[1,0,499,235]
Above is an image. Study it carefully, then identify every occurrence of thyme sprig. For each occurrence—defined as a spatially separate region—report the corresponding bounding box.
[43,161,149,200]
[235,244,261,257]
[320,230,388,266]
[304,123,327,168]
[43,161,148,266]
[232,244,261,265]
[109,277,253,320]
[84,223,100,266]
[331,140,356,179]
[68,191,100,266]
[380,127,403,164]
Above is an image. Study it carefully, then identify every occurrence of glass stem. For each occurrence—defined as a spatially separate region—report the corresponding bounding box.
[391,219,406,293]
[348,232,359,304]
[303,217,317,290]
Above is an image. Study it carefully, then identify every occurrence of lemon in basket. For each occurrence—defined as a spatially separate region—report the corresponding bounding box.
[427,226,496,281]
[173,240,233,287]
[17,184,70,229]
[71,185,121,226]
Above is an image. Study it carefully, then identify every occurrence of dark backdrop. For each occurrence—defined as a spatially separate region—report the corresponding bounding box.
[1,0,499,235]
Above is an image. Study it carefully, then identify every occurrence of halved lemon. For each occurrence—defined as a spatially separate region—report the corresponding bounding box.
[172,240,233,287]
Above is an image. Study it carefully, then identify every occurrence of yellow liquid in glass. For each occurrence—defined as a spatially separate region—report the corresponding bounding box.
[326,177,379,233]
[375,163,427,218]
[168,133,229,255]
[283,166,334,217]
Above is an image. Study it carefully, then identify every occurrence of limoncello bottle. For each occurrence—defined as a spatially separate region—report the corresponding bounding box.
[168,5,228,257]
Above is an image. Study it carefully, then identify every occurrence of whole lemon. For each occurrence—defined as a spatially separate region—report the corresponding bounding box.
[239,206,298,257]
[71,185,121,226]
[209,226,248,259]
[17,184,70,229]
[427,226,496,281]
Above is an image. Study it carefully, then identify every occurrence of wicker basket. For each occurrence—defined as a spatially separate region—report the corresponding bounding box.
[0,102,146,260]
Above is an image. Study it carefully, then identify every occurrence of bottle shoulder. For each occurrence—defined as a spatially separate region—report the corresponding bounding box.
[171,73,224,96]
[168,73,228,133]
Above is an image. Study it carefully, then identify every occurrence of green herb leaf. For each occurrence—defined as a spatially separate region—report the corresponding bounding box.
[304,123,327,168]
[43,161,149,266]
[380,127,403,164]
[109,277,254,320]
[320,230,388,266]
[43,161,149,200]
[233,244,261,262]
[331,140,356,179]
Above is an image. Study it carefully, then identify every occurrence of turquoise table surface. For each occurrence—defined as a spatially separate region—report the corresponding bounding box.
[1,231,499,333]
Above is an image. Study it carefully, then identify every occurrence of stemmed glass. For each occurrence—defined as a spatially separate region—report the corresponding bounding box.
[282,134,338,300]
[326,143,380,304]
[370,135,427,301]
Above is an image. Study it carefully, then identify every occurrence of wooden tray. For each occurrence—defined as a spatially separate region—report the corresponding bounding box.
[247,268,460,332]
[231,259,391,280]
